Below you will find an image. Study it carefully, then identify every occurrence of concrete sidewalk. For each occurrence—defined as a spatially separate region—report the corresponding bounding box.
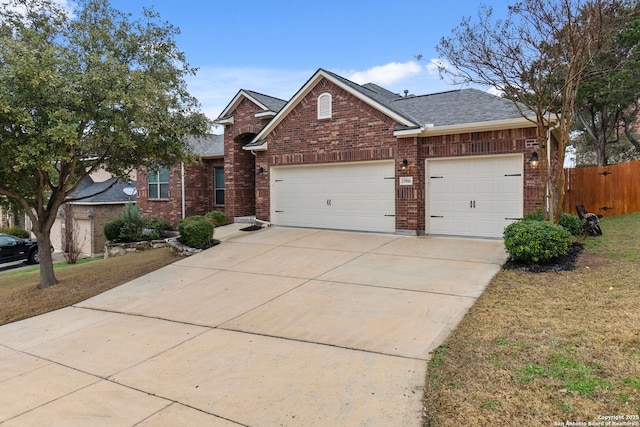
[0,225,507,426]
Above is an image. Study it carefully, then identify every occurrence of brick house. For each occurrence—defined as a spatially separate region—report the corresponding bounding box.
[215,68,545,238]
[136,135,225,228]
[51,176,137,256]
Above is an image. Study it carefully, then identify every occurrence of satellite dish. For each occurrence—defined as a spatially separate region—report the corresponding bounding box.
[123,187,137,196]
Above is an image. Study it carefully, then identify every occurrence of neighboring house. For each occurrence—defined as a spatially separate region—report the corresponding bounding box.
[51,176,137,257]
[215,68,546,238]
[136,134,225,228]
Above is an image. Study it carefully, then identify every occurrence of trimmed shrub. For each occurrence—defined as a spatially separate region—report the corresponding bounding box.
[103,218,124,241]
[205,210,227,227]
[147,218,173,232]
[120,202,147,242]
[523,208,544,221]
[179,215,214,249]
[559,213,583,236]
[0,226,29,238]
[503,220,571,264]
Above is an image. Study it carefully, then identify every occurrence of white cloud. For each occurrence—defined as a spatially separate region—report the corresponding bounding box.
[426,58,451,76]
[186,67,312,123]
[345,61,423,86]
[187,62,470,131]
[486,86,504,97]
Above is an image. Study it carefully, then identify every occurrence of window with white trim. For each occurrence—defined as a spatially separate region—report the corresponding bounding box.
[317,92,332,119]
[148,167,169,199]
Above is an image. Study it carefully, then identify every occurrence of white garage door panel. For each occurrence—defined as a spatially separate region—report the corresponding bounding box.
[271,161,395,233]
[427,155,523,238]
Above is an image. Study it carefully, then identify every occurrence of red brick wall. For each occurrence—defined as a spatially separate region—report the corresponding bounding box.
[136,158,225,229]
[419,127,543,217]
[223,98,265,220]
[231,78,544,234]
[258,78,403,225]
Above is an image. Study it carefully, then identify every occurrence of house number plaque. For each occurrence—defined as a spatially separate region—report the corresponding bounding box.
[399,176,413,186]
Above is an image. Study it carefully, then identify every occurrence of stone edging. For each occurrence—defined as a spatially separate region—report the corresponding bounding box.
[103,239,171,259]
[104,236,219,259]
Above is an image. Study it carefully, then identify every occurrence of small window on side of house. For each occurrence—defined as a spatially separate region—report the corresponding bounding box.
[214,167,224,205]
[317,92,332,120]
[148,167,169,199]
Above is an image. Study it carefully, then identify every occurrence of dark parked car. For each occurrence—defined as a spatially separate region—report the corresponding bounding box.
[0,233,42,264]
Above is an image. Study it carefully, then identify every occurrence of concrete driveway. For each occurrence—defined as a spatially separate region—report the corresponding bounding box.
[0,225,507,426]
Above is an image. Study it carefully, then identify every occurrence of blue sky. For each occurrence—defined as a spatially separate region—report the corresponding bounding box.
[105,0,512,128]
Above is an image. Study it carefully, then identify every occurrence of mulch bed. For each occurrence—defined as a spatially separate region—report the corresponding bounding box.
[502,241,585,273]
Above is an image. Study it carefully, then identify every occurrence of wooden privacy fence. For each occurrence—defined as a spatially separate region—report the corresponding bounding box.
[563,159,640,216]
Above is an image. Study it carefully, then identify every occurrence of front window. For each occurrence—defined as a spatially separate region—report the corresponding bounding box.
[214,167,224,205]
[148,167,169,199]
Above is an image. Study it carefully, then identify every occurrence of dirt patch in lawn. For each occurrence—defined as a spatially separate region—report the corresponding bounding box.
[0,248,178,326]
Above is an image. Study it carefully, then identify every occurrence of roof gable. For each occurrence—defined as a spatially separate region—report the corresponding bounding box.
[248,69,419,147]
[217,89,287,122]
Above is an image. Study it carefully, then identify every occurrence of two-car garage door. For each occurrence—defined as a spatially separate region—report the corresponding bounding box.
[269,155,523,238]
[270,161,396,233]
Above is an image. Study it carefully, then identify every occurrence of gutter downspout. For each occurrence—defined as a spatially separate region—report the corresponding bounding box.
[181,162,186,219]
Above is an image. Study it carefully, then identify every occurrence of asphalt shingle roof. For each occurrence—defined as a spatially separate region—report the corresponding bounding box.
[72,177,136,203]
[391,88,531,127]
[186,134,223,158]
[243,90,287,113]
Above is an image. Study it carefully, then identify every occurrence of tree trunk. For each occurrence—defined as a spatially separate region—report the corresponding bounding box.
[595,134,608,167]
[33,227,58,289]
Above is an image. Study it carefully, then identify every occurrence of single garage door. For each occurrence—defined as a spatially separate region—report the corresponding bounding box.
[427,155,523,238]
[271,161,395,233]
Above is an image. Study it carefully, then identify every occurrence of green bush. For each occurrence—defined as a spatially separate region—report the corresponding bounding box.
[503,220,571,264]
[119,202,147,242]
[147,217,173,232]
[103,218,124,241]
[559,213,583,236]
[205,210,227,226]
[523,208,544,221]
[179,215,214,249]
[0,226,29,238]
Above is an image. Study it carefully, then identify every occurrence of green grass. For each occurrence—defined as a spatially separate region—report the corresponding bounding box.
[422,213,640,426]
[3,256,101,277]
[583,212,640,260]
[0,248,178,325]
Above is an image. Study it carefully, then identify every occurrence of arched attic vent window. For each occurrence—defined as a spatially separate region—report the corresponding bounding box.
[317,92,332,119]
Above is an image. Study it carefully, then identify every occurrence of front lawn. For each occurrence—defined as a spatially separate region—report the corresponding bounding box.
[423,213,640,426]
[0,248,177,326]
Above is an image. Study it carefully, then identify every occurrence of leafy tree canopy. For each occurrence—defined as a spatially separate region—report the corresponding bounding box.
[0,0,210,288]
[436,0,625,221]
[575,3,640,165]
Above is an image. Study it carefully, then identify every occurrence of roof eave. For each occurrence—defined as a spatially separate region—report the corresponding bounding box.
[255,110,276,119]
[242,139,268,152]
[215,116,234,125]
[394,117,538,138]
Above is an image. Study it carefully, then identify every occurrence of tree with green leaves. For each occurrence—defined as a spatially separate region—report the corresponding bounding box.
[436,0,621,222]
[0,0,209,288]
[575,3,640,166]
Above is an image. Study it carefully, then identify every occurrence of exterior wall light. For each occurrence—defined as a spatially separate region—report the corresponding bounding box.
[256,166,264,176]
[401,159,408,171]
[530,152,539,169]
